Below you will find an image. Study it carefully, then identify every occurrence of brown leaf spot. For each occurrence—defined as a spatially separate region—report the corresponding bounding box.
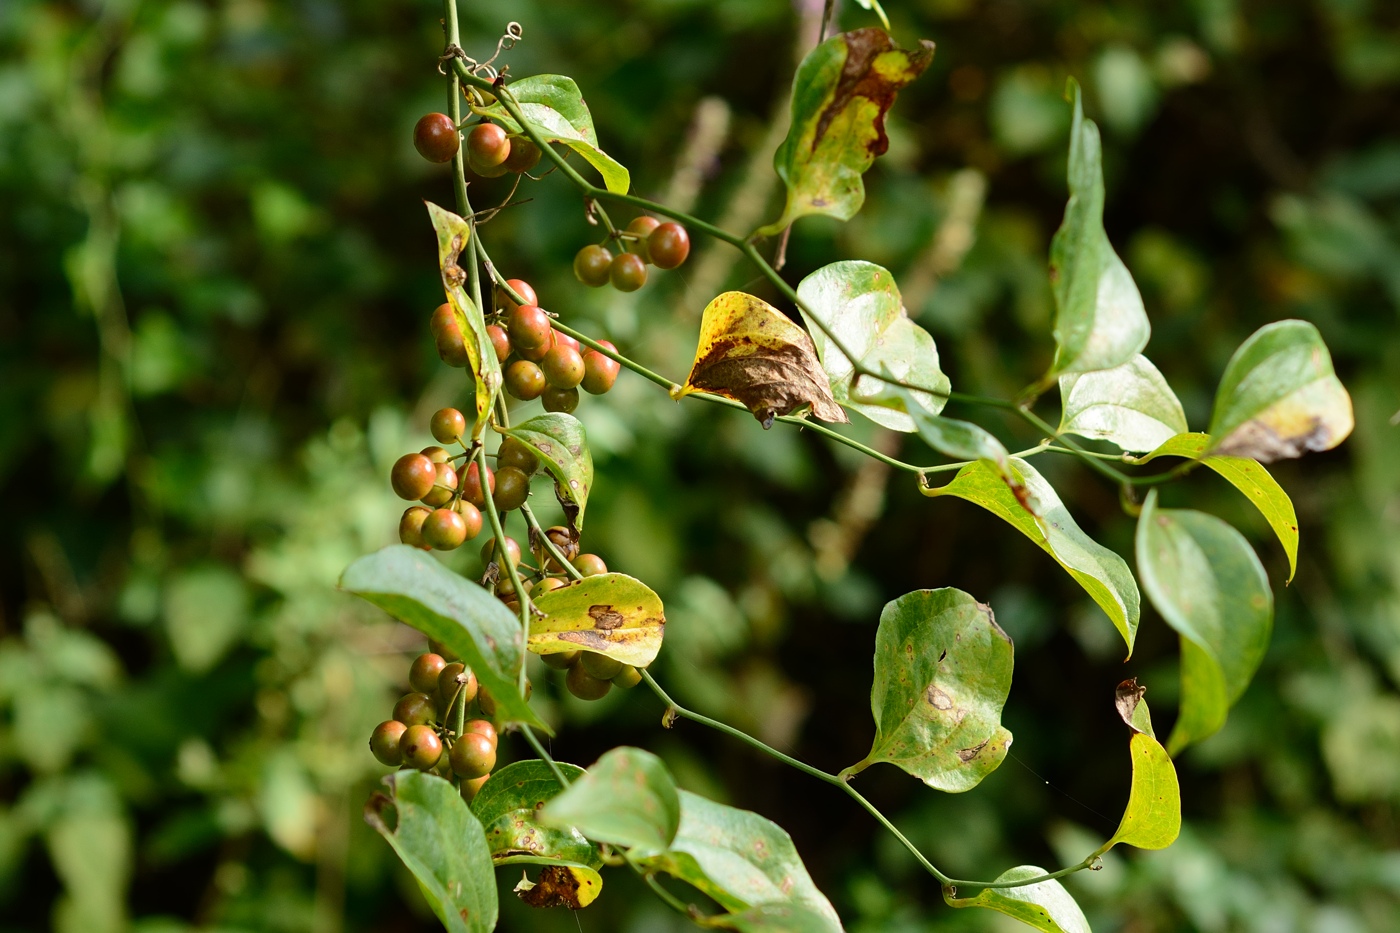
[589,605,625,630]
[517,865,585,909]
[957,739,989,762]
[688,331,847,425]
[926,686,954,710]
[1115,678,1147,733]
[813,28,936,157]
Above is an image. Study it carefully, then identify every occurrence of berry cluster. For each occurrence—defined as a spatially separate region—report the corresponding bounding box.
[573,216,691,293]
[412,113,542,177]
[368,645,509,800]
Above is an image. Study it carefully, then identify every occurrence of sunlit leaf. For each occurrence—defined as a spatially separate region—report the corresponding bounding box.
[427,202,500,433]
[945,866,1090,933]
[481,75,630,194]
[758,28,935,235]
[1114,677,1155,738]
[526,573,665,668]
[364,772,497,933]
[794,260,950,430]
[499,413,594,530]
[1058,354,1187,452]
[470,761,602,872]
[925,458,1140,655]
[512,864,603,910]
[1098,732,1181,852]
[340,545,548,732]
[712,903,846,932]
[637,791,842,930]
[1135,490,1273,753]
[1133,432,1299,581]
[868,385,1021,492]
[1045,79,1149,378]
[680,291,847,427]
[847,588,1013,792]
[1207,319,1353,462]
[540,747,680,856]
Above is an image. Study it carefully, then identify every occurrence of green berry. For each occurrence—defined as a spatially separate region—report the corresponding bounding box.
[449,733,497,779]
[626,216,661,262]
[461,773,491,802]
[566,663,612,700]
[393,692,436,726]
[504,137,541,173]
[612,665,642,689]
[453,499,484,541]
[399,506,432,548]
[430,408,467,444]
[438,662,479,711]
[575,553,608,577]
[648,222,690,269]
[464,718,498,748]
[580,651,624,680]
[505,360,547,400]
[492,466,530,511]
[370,720,407,766]
[573,244,613,287]
[421,445,452,463]
[541,386,579,413]
[532,576,568,598]
[497,436,539,475]
[422,508,467,550]
[609,252,648,292]
[541,649,580,670]
[414,113,459,163]
[420,461,458,507]
[480,536,521,568]
[400,724,443,770]
[409,653,448,694]
[391,453,437,501]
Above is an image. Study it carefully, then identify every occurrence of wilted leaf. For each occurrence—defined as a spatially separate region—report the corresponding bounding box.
[526,573,665,668]
[794,260,950,430]
[340,545,547,732]
[1058,354,1187,452]
[680,291,847,427]
[945,866,1090,933]
[499,413,594,530]
[364,772,498,933]
[540,747,680,856]
[1133,432,1298,582]
[925,458,1141,655]
[1114,678,1155,738]
[1045,79,1149,378]
[847,588,1013,792]
[1135,491,1273,753]
[759,28,935,235]
[1207,319,1353,462]
[427,203,500,433]
[481,75,630,194]
[513,864,602,910]
[471,761,601,871]
[637,791,842,930]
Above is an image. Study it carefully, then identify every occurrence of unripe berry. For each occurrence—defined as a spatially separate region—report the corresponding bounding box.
[503,137,541,173]
[423,508,468,550]
[580,651,624,680]
[581,344,621,395]
[454,499,484,541]
[497,436,539,475]
[532,576,568,597]
[541,648,580,669]
[553,331,581,354]
[399,506,432,548]
[505,360,546,401]
[461,773,491,802]
[464,718,498,748]
[495,279,537,313]
[400,724,443,770]
[420,461,458,507]
[392,453,437,501]
[409,653,448,694]
[438,662,479,711]
[541,387,579,413]
[508,305,552,351]
[648,222,690,269]
[573,244,613,287]
[460,462,495,510]
[430,408,467,444]
[626,216,661,262]
[421,445,452,464]
[370,720,407,766]
[414,113,459,163]
[609,252,647,292]
[575,553,608,577]
[450,732,496,779]
[467,123,511,168]
[393,692,436,726]
[492,466,530,512]
[486,324,512,364]
[430,303,470,367]
[480,536,522,568]
[612,665,643,689]
[542,346,585,389]
[566,663,612,700]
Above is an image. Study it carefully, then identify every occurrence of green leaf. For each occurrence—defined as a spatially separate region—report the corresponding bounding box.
[1058,354,1187,453]
[794,260,950,431]
[925,458,1141,655]
[540,747,680,856]
[1206,319,1353,462]
[759,29,935,235]
[1045,79,1149,378]
[1098,730,1181,852]
[848,588,1013,792]
[427,203,501,434]
[340,545,548,732]
[637,791,842,930]
[499,413,594,530]
[526,572,665,668]
[1135,490,1273,754]
[945,866,1090,933]
[364,772,498,933]
[482,75,630,194]
[874,386,1022,494]
[711,903,846,932]
[163,565,248,673]
[470,761,602,871]
[1133,432,1299,581]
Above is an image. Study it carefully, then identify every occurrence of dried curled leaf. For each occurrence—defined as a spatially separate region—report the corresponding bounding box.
[680,292,848,428]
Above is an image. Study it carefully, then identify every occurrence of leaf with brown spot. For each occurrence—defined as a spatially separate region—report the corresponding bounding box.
[426,203,501,435]
[846,588,1013,792]
[470,761,602,873]
[513,864,602,909]
[758,28,935,235]
[527,573,664,668]
[1093,687,1180,855]
[1114,678,1154,737]
[680,291,847,427]
[499,413,593,531]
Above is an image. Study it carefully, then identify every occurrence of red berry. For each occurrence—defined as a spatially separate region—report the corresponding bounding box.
[581,344,621,395]
[508,305,552,350]
[430,303,470,367]
[454,499,484,541]
[399,506,432,548]
[370,720,407,766]
[400,724,443,770]
[392,454,437,501]
[542,345,585,389]
[422,508,468,550]
[467,123,511,168]
[626,216,661,262]
[460,462,495,509]
[495,279,537,313]
[430,408,467,444]
[573,244,613,287]
[410,653,448,694]
[414,113,459,163]
[486,324,512,363]
[609,253,648,292]
[648,223,690,269]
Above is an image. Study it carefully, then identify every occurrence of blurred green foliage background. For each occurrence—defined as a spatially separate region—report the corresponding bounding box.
[3,0,1400,930]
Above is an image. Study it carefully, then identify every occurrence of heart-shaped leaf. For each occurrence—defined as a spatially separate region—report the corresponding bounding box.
[1133,432,1298,581]
[340,546,547,732]
[1207,319,1353,462]
[481,75,630,194]
[427,203,502,434]
[925,458,1140,655]
[759,28,935,235]
[1135,490,1273,753]
[499,413,594,530]
[944,866,1090,933]
[680,291,848,428]
[470,761,601,871]
[364,772,498,933]
[540,747,680,856]
[847,588,1013,792]
[526,573,665,668]
[1095,689,1180,853]
[637,791,842,930]
[794,260,950,431]
[1045,79,1149,379]
[1058,354,1187,453]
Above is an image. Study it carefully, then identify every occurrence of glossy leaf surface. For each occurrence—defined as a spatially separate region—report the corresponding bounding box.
[1046,79,1149,377]
[945,866,1090,933]
[1099,730,1181,852]
[1136,491,1273,753]
[341,546,546,731]
[1207,319,1353,462]
[363,772,497,933]
[526,572,665,668]
[760,29,934,235]
[1058,353,1187,452]
[794,260,949,430]
[926,458,1140,655]
[849,588,1013,792]
[482,75,630,193]
[470,761,601,871]
[680,291,847,427]
[427,203,500,431]
[499,413,594,530]
[540,747,679,856]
